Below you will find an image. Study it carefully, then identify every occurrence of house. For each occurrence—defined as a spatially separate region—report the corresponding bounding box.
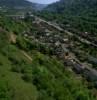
[88,56,97,64]
[83,67,97,82]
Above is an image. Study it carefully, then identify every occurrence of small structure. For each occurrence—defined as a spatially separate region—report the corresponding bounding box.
[61,44,70,60]
[88,56,97,64]
[83,67,97,82]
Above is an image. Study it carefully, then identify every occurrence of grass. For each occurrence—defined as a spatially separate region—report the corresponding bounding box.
[0,48,38,100]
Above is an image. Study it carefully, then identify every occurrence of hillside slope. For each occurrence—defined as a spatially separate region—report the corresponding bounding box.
[0,0,47,10]
[0,0,33,8]
[0,15,96,100]
[45,0,97,15]
[40,0,97,36]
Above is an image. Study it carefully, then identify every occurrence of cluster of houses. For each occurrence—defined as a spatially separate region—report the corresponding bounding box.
[8,13,97,86]
[23,23,70,57]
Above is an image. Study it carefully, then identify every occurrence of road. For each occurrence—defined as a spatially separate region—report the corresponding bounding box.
[35,15,97,47]
[35,16,97,82]
[7,14,97,83]
[7,14,97,47]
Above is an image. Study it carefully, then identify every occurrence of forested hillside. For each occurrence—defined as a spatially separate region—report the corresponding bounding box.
[0,0,32,7]
[40,0,97,36]
[45,0,97,15]
[0,0,46,10]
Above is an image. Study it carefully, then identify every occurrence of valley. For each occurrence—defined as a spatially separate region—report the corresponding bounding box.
[0,0,97,100]
[17,14,97,82]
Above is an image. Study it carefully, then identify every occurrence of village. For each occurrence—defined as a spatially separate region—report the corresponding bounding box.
[7,12,97,87]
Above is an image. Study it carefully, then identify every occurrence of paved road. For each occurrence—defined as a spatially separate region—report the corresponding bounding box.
[7,14,97,82]
[35,15,97,47]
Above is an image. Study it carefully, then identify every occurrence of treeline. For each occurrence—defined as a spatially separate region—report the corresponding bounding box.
[39,0,97,38]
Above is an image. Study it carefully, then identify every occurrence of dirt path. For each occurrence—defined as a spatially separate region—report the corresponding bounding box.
[9,33,32,62]
[21,50,32,62]
[9,33,17,43]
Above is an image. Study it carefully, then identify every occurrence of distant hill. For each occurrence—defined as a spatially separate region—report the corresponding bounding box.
[0,0,47,10]
[0,0,32,8]
[44,0,97,15]
[41,0,97,34]
[34,4,47,11]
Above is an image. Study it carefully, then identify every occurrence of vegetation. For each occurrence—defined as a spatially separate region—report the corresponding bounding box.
[0,14,96,100]
[38,0,97,69]
[0,0,32,8]
[39,0,97,38]
[0,0,97,99]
